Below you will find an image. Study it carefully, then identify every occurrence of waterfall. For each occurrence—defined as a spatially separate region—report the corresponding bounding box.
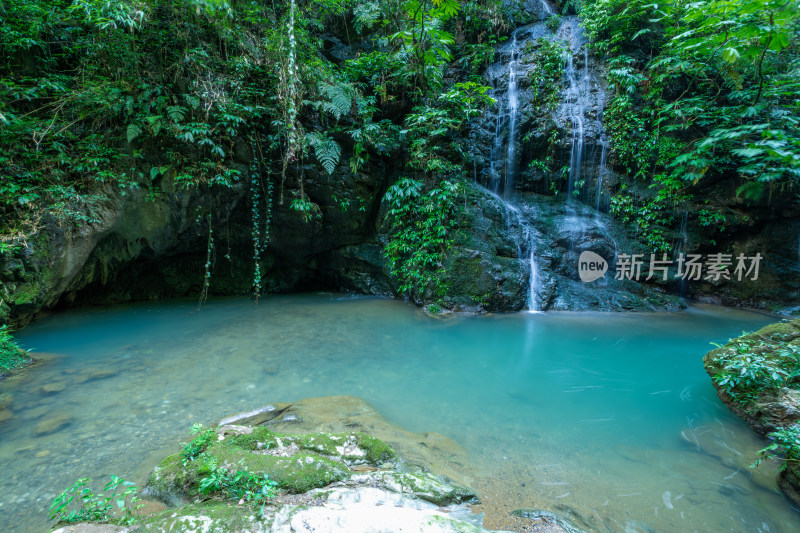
[484,188,542,311]
[523,0,554,20]
[506,37,519,196]
[595,139,608,211]
[678,211,689,297]
[489,35,521,197]
[563,26,588,200]
[527,231,541,312]
[505,202,541,312]
[485,29,543,310]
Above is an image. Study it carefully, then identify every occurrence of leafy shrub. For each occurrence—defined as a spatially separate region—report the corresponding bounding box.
[49,476,142,526]
[545,14,562,32]
[198,458,278,518]
[712,342,800,403]
[181,423,217,464]
[384,178,460,303]
[0,326,29,374]
[755,425,800,472]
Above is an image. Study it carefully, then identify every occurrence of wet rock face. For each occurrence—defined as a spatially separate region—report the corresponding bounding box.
[442,184,683,312]
[1,159,396,326]
[475,16,607,200]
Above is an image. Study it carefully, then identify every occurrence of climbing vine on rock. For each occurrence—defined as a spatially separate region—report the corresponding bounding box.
[250,161,273,301]
[384,178,460,307]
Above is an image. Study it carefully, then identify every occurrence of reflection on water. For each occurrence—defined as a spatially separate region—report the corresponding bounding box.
[0,295,797,532]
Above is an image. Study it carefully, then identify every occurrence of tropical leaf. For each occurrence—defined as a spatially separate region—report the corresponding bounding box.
[126,123,142,143]
[306,132,341,175]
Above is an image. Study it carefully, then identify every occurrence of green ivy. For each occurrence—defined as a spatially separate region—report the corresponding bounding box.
[384,178,460,303]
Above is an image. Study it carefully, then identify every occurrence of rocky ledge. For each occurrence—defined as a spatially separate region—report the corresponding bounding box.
[703,319,800,506]
[52,396,586,533]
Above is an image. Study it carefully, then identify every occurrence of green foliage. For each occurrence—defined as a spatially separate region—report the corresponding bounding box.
[583,0,800,204]
[526,38,566,109]
[290,197,322,223]
[198,458,278,518]
[0,325,29,374]
[250,162,273,300]
[388,0,461,95]
[609,186,676,253]
[755,425,800,472]
[181,423,217,465]
[582,0,661,56]
[0,0,510,310]
[712,342,800,403]
[49,476,143,526]
[384,178,460,302]
[306,132,342,175]
[545,14,562,33]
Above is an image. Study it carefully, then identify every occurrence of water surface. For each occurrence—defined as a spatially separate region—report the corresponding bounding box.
[1,295,797,532]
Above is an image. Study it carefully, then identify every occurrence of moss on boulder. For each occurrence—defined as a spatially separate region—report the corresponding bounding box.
[208,444,350,493]
[220,426,396,466]
[146,425,397,505]
[364,470,477,506]
[703,319,800,507]
[134,501,272,532]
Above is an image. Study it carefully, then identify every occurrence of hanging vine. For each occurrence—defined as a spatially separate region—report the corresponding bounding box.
[250,158,273,302]
[279,0,303,205]
[197,213,215,309]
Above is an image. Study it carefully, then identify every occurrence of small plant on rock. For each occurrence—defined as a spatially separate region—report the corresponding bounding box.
[754,425,800,472]
[199,459,278,518]
[0,325,30,374]
[712,341,800,403]
[181,423,217,465]
[49,476,143,526]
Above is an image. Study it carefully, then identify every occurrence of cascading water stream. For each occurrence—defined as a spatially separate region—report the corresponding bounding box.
[563,27,587,200]
[678,211,689,297]
[504,199,541,312]
[486,29,542,310]
[489,35,521,197]
[595,139,608,211]
[505,38,519,196]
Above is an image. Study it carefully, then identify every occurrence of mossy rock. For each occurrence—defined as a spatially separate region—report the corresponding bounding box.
[207,443,350,494]
[424,515,491,533]
[702,319,800,508]
[220,426,396,466]
[368,470,477,506]
[134,501,274,532]
[146,454,202,506]
[703,318,800,405]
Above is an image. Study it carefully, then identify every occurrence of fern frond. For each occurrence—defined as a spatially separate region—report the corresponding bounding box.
[318,81,355,120]
[306,132,341,174]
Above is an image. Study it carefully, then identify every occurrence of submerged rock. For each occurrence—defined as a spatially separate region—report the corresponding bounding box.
[34,412,73,436]
[511,509,589,533]
[0,392,12,409]
[41,381,66,394]
[52,525,127,533]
